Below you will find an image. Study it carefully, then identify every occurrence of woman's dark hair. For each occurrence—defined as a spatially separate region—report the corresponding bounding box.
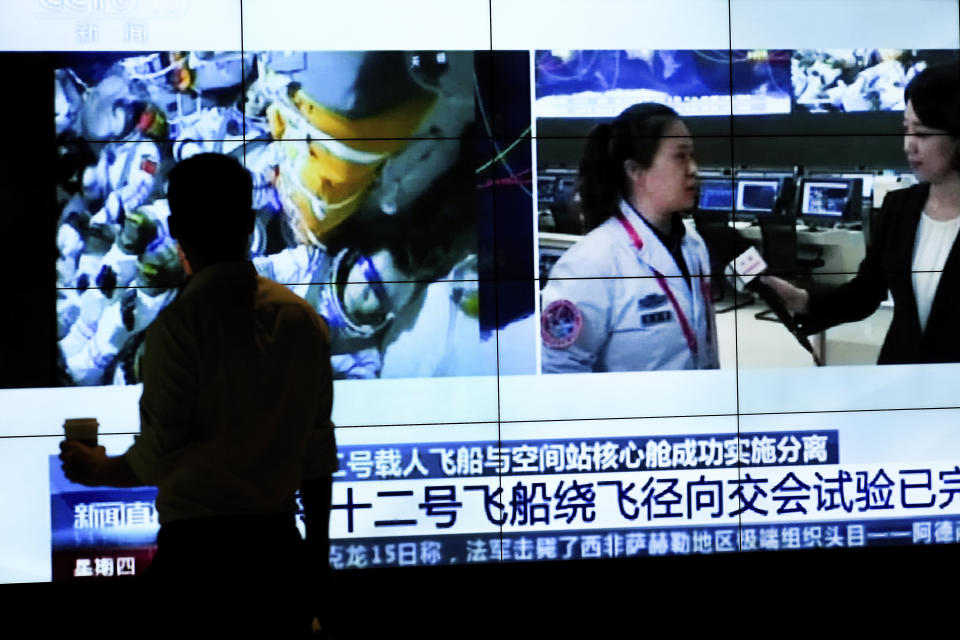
[905,62,960,171]
[577,103,681,230]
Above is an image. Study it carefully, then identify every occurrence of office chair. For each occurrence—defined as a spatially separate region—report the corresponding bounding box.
[755,214,824,321]
[692,212,755,313]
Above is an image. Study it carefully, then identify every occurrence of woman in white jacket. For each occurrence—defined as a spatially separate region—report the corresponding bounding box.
[541,103,718,373]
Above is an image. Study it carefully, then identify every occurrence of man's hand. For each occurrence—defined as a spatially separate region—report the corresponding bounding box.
[59,441,144,487]
[59,440,108,486]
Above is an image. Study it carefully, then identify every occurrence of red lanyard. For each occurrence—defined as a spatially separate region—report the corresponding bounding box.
[699,278,714,346]
[615,212,698,356]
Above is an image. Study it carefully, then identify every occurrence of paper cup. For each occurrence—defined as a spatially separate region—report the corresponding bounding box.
[63,418,99,446]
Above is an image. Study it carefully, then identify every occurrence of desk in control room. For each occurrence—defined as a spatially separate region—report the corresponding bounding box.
[731,222,892,365]
[734,222,866,285]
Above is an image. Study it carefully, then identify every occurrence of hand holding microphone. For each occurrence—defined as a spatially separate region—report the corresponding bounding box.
[760,275,810,315]
[726,246,821,366]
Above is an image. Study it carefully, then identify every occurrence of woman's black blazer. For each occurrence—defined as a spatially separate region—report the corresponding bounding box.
[799,183,960,364]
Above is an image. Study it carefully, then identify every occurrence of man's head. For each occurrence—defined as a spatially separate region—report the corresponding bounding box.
[166,153,254,271]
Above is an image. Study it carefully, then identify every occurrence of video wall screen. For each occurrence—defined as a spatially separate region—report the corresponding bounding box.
[54,50,535,388]
[534,49,792,118]
[1,0,960,584]
[792,49,933,113]
[534,48,957,119]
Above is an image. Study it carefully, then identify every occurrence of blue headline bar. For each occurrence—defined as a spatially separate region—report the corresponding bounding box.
[333,431,839,481]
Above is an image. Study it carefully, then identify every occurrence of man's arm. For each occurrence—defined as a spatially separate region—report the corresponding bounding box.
[124,310,198,485]
[300,473,333,615]
[301,475,332,556]
[59,440,144,487]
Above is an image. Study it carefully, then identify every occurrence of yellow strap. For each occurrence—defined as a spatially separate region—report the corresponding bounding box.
[291,89,436,153]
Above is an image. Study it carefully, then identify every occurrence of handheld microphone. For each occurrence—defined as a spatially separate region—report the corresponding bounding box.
[725,246,823,366]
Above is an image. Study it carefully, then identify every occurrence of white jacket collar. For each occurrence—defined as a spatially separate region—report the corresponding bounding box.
[617,199,685,279]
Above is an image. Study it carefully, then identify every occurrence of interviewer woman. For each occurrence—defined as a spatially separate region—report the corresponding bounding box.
[765,63,960,364]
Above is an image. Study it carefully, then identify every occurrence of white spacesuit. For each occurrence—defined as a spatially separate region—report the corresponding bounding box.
[56,219,85,288]
[84,139,162,227]
[61,287,175,385]
[172,106,250,161]
[58,200,178,385]
[540,200,718,373]
[252,245,419,379]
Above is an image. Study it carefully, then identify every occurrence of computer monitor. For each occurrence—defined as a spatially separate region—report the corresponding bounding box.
[840,173,874,200]
[799,178,862,226]
[697,179,734,212]
[808,171,875,208]
[736,179,779,214]
[539,169,582,234]
[537,175,557,202]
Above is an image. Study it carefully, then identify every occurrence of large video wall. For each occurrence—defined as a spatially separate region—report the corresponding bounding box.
[1,0,959,583]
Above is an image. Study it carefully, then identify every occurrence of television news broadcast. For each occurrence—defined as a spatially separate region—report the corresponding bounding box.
[1,0,959,632]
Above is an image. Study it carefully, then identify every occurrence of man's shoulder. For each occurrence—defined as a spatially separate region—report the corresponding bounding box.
[147,289,184,333]
[256,277,329,331]
[257,275,309,306]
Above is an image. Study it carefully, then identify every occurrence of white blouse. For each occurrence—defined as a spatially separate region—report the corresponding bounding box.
[912,211,960,332]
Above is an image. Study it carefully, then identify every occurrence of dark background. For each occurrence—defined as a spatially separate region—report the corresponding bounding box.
[537,112,909,171]
[1,53,60,389]
[5,543,954,634]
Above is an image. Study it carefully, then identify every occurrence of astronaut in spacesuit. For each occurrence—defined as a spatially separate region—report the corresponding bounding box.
[242,51,480,377]
[58,200,179,385]
[242,51,473,243]
[791,50,926,113]
[56,52,269,384]
[55,49,491,383]
[540,103,718,373]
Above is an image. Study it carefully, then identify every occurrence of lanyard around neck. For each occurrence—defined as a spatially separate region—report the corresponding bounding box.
[615,211,698,356]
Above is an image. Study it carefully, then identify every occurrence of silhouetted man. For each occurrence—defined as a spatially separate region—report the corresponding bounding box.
[60,153,336,635]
